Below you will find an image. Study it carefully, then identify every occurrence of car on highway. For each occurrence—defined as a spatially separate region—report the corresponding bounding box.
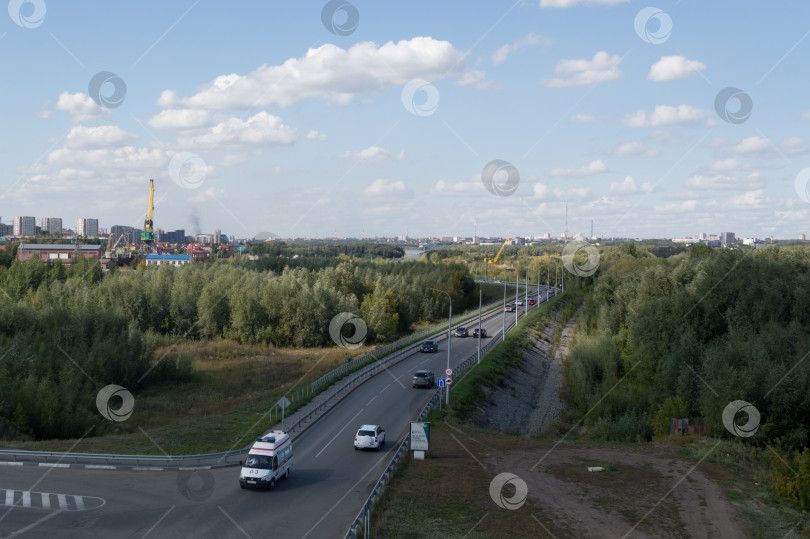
[354,425,385,451]
[420,340,438,353]
[239,430,293,489]
[453,327,468,337]
[516,299,525,306]
[473,328,487,338]
[528,298,537,305]
[412,370,435,388]
[504,304,515,312]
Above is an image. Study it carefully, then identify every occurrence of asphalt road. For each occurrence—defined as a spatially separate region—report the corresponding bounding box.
[0,288,551,539]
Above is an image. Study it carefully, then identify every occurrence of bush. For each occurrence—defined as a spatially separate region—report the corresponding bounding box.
[652,396,690,437]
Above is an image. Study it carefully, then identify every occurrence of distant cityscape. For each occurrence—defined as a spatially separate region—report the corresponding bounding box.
[2,215,805,252]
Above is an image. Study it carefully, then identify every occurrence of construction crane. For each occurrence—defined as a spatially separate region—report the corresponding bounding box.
[141,179,155,243]
[483,238,511,281]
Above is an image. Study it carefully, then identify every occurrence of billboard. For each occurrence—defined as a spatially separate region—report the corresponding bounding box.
[410,421,430,451]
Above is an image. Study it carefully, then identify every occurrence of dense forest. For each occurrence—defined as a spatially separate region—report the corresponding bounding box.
[564,243,810,505]
[0,248,474,440]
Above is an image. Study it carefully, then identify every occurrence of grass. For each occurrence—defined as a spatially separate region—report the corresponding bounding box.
[0,341,366,455]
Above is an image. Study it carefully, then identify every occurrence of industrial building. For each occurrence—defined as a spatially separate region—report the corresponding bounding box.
[17,243,103,264]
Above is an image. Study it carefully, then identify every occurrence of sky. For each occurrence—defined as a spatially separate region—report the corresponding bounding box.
[1,0,809,240]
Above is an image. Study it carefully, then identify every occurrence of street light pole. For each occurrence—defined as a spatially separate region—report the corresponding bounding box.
[515,271,518,326]
[428,287,452,406]
[502,281,506,342]
[525,268,528,316]
[477,287,482,364]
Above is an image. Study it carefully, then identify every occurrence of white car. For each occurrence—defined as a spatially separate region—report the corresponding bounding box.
[516,299,525,306]
[354,424,385,451]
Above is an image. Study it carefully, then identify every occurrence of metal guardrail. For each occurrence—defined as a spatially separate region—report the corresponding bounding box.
[345,286,560,538]
[0,447,246,468]
[0,287,557,470]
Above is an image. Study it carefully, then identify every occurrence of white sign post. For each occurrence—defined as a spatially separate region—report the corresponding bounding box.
[278,396,291,430]
[410,421,430,460]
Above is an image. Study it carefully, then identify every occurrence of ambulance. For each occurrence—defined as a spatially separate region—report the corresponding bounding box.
[239,430,293,489]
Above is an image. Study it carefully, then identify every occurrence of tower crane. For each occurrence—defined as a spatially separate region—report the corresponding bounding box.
[141,179,155,243]
[483,238,511,281]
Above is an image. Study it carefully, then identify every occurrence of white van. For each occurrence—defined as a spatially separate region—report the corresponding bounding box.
[239,430,293,489]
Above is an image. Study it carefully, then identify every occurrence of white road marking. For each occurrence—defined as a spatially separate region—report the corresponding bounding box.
[85,465,116,470]
[73,496,85,511]
[57,494,68,510]
[133,467,164,471]
[37,463,69,468]
[22,491,30,507]
[41,493,51,509]
[0,461,23,466]
[5,489,13,505]
[316,408,364,458]
[380,383,391,393]
[366,395,378,406]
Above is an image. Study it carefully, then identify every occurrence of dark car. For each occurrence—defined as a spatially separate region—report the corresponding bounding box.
[453,327,468,338]
[412,370,435,388]
[472,328,487,338]
[420,340,438,353]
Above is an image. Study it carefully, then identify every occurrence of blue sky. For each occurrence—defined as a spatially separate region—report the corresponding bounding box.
[1,0,809,240]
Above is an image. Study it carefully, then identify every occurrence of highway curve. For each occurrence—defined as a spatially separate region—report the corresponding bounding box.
[0,289,551,539]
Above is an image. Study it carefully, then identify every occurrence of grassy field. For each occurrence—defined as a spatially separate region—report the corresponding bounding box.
[372,419,809,538]
[0,341,367,455]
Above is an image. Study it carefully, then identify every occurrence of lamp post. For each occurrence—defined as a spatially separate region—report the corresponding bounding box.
[515,271,518,326]
[477,287,482,364]
[428,287,452,406]
[502,280,506,342]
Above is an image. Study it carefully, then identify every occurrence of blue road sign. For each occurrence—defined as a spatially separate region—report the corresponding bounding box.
[437,378,446,387]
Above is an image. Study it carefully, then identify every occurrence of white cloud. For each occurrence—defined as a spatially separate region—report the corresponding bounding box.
[707,158,742,172]
[55,92,108,122]
[430,179,480,196]
[655,200,698,212]
[781,136,810,156]
[364,179,406,197]
[544,51,623,88]
[547,159,608,178]
[534,182,550,198]
[685,172,765,190]
[177,111,296,149]
[540,0,628,6]
[552,187,590,200]
[711,136,808,157]
[492,33,550,65]
[189,186,224,203]
[648,55,707,82]
[158,37,485,110]
[802,110,810,121]
[47,146,167,170]
[570,114,600,124]
[341,146,403,162]
[610,140,659,158]
[727,189,767,209]
[65,125,136,149]
[148,109,215,130]
[623,105,714,127]
[610,176,653,195]
[306,130,327,141]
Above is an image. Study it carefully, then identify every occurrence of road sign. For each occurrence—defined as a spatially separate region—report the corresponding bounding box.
[277,396,291,410]
[410,422,430,451]
[437,378,446,387]
[445,377,453,386]
[445,368,453,376]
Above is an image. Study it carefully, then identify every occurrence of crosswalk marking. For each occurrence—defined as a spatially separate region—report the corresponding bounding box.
[0,488,104,511]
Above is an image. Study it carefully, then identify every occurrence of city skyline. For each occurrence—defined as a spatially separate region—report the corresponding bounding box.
[1,3,810,240]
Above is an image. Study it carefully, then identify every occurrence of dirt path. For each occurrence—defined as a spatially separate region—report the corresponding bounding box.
[485,443,746,538]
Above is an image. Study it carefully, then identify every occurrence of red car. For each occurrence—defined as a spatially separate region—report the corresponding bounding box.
[528,299,536,305]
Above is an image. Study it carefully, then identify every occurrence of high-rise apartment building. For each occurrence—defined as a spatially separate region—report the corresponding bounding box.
[41,217,62,235]
[13,216,36,237]
[77,218,99,238]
